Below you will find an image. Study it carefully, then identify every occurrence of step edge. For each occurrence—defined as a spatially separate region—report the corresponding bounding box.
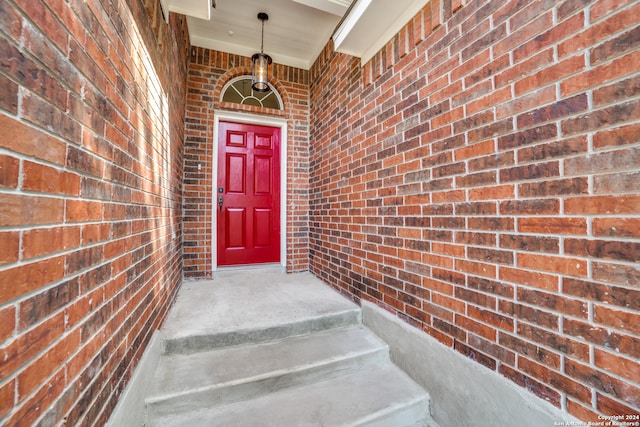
[158,324,383,362]
[144,345,391,422]
[148,325,388,399]
[147,361,432,427]
[161,308,362,355]
[350,394,431,427]
[145,344,389,406]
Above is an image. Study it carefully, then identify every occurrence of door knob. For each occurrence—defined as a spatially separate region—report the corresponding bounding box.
[218,195,223,211]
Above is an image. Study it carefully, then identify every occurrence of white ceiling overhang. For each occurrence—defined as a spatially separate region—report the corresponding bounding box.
[333,0,430,65]
[160,0,210,21]
[159,0,351,70]
[292,0,352,16]
[157,0,430,70]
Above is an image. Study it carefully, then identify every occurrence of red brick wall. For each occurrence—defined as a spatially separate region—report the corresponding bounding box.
[310,0,640,421]
[0,0,188,424]
[183,47,310,276]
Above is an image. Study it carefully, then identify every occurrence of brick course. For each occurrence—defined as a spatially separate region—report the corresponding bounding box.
[0,0,188,424]
[310,0,640,421]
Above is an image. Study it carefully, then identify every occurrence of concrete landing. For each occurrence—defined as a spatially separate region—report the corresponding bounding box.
[161,269,360,354]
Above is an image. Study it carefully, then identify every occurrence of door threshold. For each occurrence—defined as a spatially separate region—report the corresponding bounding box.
[214,263,284,275]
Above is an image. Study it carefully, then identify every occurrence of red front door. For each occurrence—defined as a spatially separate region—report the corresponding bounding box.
[217,121,281,266]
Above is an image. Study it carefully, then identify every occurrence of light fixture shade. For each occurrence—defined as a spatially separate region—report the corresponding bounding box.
[251,52,272,92]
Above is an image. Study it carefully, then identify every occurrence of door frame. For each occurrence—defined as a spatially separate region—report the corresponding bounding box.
[212,110,288,271]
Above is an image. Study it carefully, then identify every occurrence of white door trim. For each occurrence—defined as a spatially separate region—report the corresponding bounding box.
[212,110,288,271]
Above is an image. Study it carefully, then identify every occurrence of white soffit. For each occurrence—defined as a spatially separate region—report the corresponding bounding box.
[333,0,430,65]
[184,0,351,70]
[292,0,351,16]
[160,0,211,21]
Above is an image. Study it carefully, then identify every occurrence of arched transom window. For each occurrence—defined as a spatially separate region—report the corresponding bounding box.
[221,76,283,110]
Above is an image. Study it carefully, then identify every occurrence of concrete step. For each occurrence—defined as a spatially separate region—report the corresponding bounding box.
[149,362,434,427]
[146,326,390,420]
[161,308,361,355]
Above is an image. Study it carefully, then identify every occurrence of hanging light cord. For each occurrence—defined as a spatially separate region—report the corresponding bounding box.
[260,18,265,54]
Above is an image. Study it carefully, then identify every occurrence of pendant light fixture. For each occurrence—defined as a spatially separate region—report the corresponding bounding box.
[251,12,272,92]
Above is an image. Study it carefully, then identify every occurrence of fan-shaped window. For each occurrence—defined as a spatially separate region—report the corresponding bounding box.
[221,77,283,110]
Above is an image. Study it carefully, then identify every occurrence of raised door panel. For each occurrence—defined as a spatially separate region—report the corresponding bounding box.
[254,156,272,195]
[254,208,272,247]
[226,208,246,248]
[226,154,246,194]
